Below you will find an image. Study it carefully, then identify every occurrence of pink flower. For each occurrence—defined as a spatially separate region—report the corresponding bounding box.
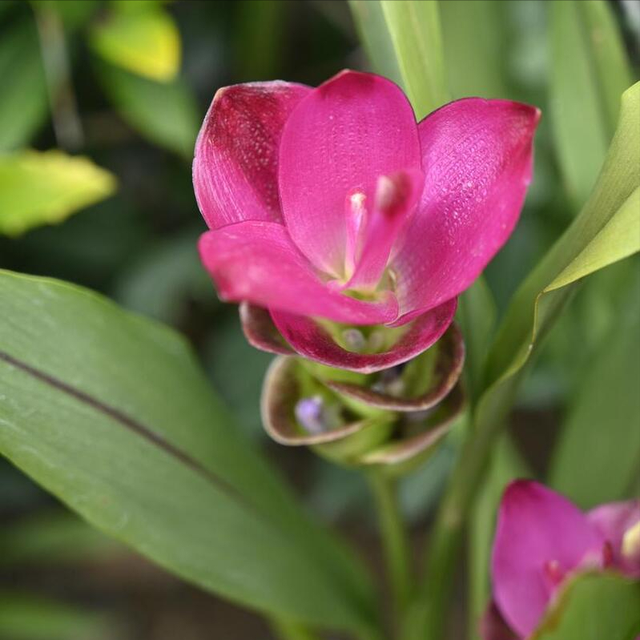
[482,480,640,639]
[194,70,539,372]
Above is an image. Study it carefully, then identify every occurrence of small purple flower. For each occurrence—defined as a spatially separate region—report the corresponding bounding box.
[194,70,539,372]
[482,480,640,639]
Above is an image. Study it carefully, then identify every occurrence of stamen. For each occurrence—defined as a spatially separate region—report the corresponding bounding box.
[294,395,341,435]
[344,191,367,278]
[622,521,640,562]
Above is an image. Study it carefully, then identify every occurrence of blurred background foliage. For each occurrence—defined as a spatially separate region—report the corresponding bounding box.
[0,1,638,638]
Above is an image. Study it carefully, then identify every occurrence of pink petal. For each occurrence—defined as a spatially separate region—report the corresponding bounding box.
[345,168,424,291]
[588,500,640,577]
[270,298,456,374]
[479,601,520,640]
[199,221,397,324]
[193,81,310,230]
[392,98,540,319]
[492,481,604,638]
[278,70,421,276]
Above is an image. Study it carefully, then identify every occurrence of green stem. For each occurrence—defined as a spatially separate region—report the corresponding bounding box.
[369,471,413,637]
[32,2,84,150]
[404,386,515,640]
[269,618,321,640]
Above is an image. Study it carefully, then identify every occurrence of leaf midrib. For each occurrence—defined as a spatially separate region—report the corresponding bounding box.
[0,348,259,518]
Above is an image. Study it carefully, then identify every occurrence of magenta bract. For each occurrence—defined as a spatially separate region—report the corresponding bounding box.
[194,70,539,371]
[483,480,640,639]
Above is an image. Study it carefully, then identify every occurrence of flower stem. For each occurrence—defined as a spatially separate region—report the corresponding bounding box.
[368,471,413,637]
[269,618,321,640]
[403,390,512,640]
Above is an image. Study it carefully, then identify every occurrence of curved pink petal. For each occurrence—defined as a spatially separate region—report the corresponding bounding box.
[492,481,603,638]
[392,98,540,319]
[193,81,310,230]
[199,221,397,324]
[588,500,640,577]
[270,298,456,374]
[278,70,421,276]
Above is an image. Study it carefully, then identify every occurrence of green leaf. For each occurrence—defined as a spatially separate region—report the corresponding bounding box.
[0,271,376,634]
[90,4,181,81]
[0,511,119,566]
[98,62,199,158]
[439,0,509,99]
[545,187,640,291]
[0,593,110,640]
[483,82,640,405]
[0,21,48,150]
[234,0,286,80]
[530,572,640,640]
[349,0,449,118]
[32,0,101,32]
[348,0,403,87]
[549,273,640,507]
[379,0,448,117]
[550,0,633,208]
[457,277,497,402]
[0,150,117,236]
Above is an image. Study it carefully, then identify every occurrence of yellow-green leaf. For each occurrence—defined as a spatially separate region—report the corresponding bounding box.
[545,187,640,292]
[90,5,181,82]
[485,81,640,390]
[0,150,117,237]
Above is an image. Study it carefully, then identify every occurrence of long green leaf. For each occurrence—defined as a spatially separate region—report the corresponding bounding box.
[551,0,633,208]
[530,572,640,640]
[549,274,640,507]
[0,272,375,634]
[0,20,48,150]
[380,0,448,118]
[349,0,448,118]
[485,81,640,394]
[348,0,403,87]
[439,0,509,99]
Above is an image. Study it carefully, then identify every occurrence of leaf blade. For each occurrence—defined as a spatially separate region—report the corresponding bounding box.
[0,150,117,236]
[530,572,640,640]
[0,271,375,633]
[550,0,633,208]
